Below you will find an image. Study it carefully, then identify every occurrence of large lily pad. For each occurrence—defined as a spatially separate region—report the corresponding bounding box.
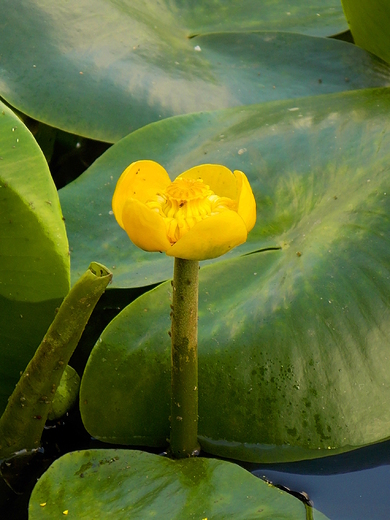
[61,87,390,288]
[0,1,362,142]
[80,87,390,462]
[0,100,69,414]
[29,449,329,519]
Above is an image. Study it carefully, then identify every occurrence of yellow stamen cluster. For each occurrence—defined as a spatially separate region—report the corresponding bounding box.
[146,178,236,244]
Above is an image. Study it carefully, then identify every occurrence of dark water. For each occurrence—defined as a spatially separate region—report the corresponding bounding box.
[247,440,390,520]
[254,465,390,519]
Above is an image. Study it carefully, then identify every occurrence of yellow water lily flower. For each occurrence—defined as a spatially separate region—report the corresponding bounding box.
[112,160,256,261]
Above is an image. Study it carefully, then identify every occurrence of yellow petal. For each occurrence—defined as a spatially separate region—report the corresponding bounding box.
[178,164,238,200]
[234,170,256,232]
[112,160,170,229]
[121,198,171,252]
[166,211,247,260]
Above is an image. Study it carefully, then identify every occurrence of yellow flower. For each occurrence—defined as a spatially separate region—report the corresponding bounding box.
[112,160,256,261]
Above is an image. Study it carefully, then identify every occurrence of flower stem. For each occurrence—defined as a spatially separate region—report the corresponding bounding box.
[170,258,200,458]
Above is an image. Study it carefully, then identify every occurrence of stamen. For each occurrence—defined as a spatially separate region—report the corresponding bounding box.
[146,178,236,244]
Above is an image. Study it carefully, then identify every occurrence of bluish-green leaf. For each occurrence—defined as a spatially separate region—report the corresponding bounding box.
[61,87,390,288]
[0,1,358,142]
[80,88,390,462]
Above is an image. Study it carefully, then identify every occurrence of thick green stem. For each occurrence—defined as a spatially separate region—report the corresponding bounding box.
[170,258,200,458]
[0,262,112,461]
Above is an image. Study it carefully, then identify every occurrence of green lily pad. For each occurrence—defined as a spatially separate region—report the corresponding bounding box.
[80,88,390,462]
[0,1,356,142]
[61,86,390,288]
[0,100,69,415]
[29,449,329,519]
[342,0,390,64]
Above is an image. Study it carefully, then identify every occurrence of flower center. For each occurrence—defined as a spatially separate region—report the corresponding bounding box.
[146,178,236,244]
